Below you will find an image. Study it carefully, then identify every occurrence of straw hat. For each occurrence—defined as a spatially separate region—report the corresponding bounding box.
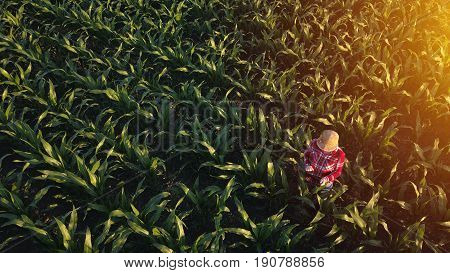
[317,130,339,152]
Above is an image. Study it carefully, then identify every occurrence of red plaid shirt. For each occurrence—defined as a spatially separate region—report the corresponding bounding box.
[304,139,345,183]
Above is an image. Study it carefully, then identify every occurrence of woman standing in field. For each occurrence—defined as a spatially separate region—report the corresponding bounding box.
[304,130,346,192]
[287,130,346,197]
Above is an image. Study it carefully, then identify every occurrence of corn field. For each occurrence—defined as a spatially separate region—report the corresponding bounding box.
[0,0,449,252]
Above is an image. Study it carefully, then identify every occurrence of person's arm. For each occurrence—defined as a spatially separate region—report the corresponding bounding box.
[324,150,345,183]
[304,140,315,172]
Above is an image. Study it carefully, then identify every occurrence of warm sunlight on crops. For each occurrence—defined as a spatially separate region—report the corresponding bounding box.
[0,0,449,253]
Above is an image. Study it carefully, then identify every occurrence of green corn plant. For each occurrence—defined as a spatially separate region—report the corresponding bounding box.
[398,168,449,222]
[333,190,392,251]
[349,108,399,154]
[390,217,427,253]
[178,179,221,214]
[344,151,377,189]
[227,197,298,252]
[410,139,450,175]
[92,191,186,253]
[240,147,289,201]
[177,176,236,218]
[0,180,58,250]
[192,213,228,253]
